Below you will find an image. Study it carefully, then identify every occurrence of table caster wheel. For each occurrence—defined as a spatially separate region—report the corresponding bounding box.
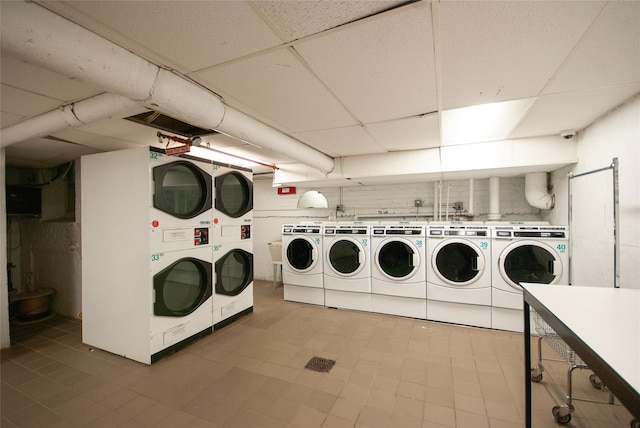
[552,405,572,425]
[530,367,543,382]
[589,373,604,389]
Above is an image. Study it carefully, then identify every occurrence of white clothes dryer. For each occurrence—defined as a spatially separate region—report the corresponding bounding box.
[491,224,569,332]
[370,224,427,319]
[282,224,324,305]
[426,223,492,328]
[212,162,253,243]
[212,236,253,329]
[323,224,371,312]
[150,246,214,361]
[82,147,215,365]
[149,148,214,231]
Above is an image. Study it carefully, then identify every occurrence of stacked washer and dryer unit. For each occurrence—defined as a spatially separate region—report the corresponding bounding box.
[211,164,254,330]
[82,146,253,364]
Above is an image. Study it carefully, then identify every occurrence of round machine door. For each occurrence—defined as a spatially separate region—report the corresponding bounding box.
[215,249,253,296]
[498,240,563,290]
[153,161,213,219]
[215,171,253,218]
[327,237,366,277]
[154,257,213,317]
[432,239,485,286]
[375,238,420,281]
[286,236,319,273]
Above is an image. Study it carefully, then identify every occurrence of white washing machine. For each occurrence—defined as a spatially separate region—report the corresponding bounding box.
[282,224,324,305]
[370,224,427,319]
[323,223,371,312]
[491,224,569,332]
[212,233,253,329]
[426,223,492,328]
[150,246,213,361]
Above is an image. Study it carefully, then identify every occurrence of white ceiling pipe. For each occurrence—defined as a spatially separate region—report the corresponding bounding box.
[468,178,475,215]
[1,93,137,146]
[525,172,555,210]
[0,1,335,174]
[217,108,334,174]
[488,176,501,221]
[148,69,225,130]
[0,2,157,102]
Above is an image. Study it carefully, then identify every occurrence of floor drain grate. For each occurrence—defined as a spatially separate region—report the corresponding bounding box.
[304,356,336,373]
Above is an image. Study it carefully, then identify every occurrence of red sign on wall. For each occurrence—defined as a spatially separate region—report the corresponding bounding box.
[165,145,191,156]
[277,187,296,195]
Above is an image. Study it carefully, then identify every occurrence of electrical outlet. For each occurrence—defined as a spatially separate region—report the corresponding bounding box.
[414,200,423,207]
[453,201,464,210]
[336,204,345,212]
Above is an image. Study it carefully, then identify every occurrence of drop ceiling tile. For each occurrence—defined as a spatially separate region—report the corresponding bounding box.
[254,0,406,41]
[49,128,147,152]
[544,1,640,94]
[294,2,437,123]
[365,114,440,151]
[511,84,640,139]
[439,1,605,109]
[1,54,101,102]
[295,125,387,157]
[52,1,282,72]
[195,48,356,133]
[4,137,101,168]
[75,117,159,146]
[1,85,62,117]
[441,98,535,146]
[1,111,24,128]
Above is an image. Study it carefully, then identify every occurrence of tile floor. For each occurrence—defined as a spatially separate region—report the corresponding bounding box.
[1,280,634,427]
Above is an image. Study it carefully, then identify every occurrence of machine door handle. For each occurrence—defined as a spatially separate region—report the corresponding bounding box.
[473,256,485,271]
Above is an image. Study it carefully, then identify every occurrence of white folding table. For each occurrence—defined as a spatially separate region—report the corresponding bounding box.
[522,284,639,427]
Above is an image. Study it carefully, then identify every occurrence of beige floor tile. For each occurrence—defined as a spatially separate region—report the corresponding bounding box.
[2,280,635,428]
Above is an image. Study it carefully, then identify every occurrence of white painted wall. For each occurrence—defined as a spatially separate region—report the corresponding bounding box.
[544,96,639,289]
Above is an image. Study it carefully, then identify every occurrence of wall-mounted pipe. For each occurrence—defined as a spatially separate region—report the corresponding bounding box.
[0,1,335,174]
[468,178,474,215]
[488,176,501,221]
[525,172,555,210]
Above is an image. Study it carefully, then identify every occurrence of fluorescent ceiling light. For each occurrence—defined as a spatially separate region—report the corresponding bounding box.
[441,98,535,146]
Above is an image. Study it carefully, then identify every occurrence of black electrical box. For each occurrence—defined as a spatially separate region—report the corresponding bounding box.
[6,185,41,217]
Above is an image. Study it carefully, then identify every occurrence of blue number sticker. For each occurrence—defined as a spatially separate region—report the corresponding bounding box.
[557,244,567,252]
[151,253,160,262]
[480,241,488,248]
[149,152,158,160]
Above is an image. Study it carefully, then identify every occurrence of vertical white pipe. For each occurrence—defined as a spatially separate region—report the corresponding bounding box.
[438,180,443,221]
[445,184,451,221]
[468,178,474,215]
[433,181,438,221]
[488,176,501,221]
